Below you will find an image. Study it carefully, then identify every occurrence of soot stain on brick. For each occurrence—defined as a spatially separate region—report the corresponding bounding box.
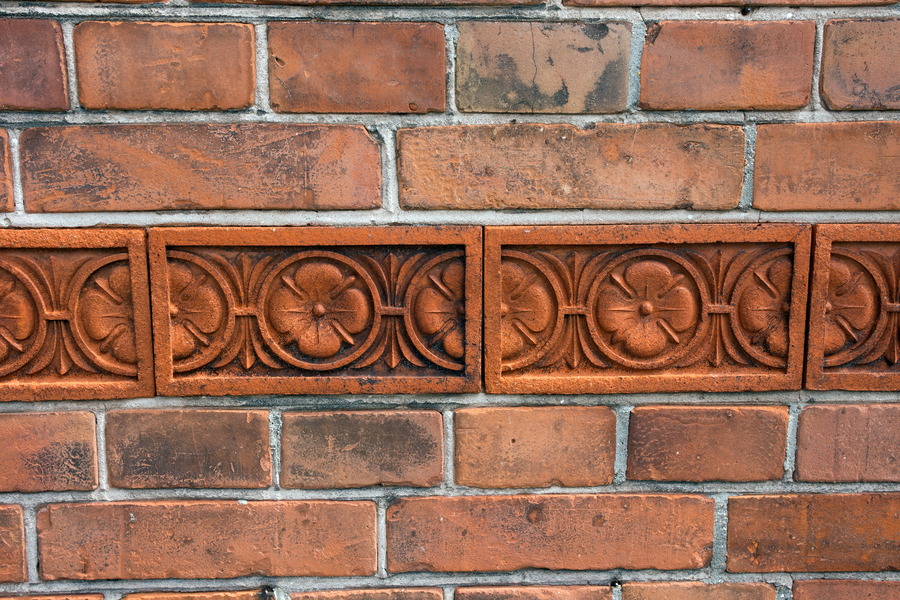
[585,55,628,111]
[26,442,94,487]
[583,23,610,41]
[461,53,571,112]
[646,22,663,44]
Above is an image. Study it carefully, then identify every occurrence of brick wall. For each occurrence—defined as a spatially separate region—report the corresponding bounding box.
[0,0,898,598]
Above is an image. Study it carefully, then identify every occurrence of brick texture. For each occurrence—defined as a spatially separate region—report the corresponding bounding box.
[280,410,443,488]
[821,20,900,110]
[37,500,376,580]
[122,593,269,600]
[793,581,900,600]
[1,130,11,212]
[387,494,714,572]
[0,505,25,582]
[399,124,745,210]
[622,583,776,600]
[269,22,446,113]
[0,597,104,600]
[640,21,815,110]
[627,406,788,482]
[0,411,97,492]
[0,19,68,111]
[456,587,611,600]
[292,590,444,600]
[106,410,271,489]
[74,22,255,110]
[20,124,381,212]
[454,406,616,488]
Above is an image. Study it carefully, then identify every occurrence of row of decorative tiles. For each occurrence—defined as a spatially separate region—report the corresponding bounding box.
[0,224,897,400]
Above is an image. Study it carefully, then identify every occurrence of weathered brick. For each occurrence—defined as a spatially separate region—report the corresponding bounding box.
[74,22,254,110]
[21,124,381,212]
[399,124,745,210]
[822,20,900,110]
[627,406,788,482]
[794,580,900,600]
[622,583,775,600]
[123,593,268,600]
[293,589,443,600]
[640,21,815,110]
[457,587,611,600]
[727,493,900,572]
[38,500,376,580]
[456,22,630,113]
[269,22,445,113]
[754,122,900,211]
[106,410,271,489]
[566,0,891,6]
[796,405,900,482]
[281,411,443,489]
[0,19,68,111]
[387,494,714,572]
[0,412,97,492]
[0,597,104,600]
[0,505,25,582]
[0,130,11,212]
[455,407,616,488]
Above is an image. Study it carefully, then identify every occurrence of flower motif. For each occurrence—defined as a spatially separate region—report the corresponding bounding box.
[738,257,793,358]
[169,262,226,361]
[269,260,372,359]
[414,261,465,359]
[823,258,878,356]
[0,270,36,364]
[595,260,698,359]
[500,261,554,360]
[79,264,137,365]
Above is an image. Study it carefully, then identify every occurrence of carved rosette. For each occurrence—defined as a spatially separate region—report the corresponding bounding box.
[408,252,467,371]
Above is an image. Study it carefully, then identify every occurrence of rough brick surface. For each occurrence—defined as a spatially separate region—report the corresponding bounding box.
[38,500,376,580]
[796,405,900,482]
[627,406,788,482]
[399,124,745,210]
[0,597,104,600]
[0,19,68,111]
[622,583,776,600]
[21,124,381,212]
[727,493,900,572]
[292,589,443,600]
[754,122,900,211]
[640,21,815,110]
[454,406,616,488]
[269,22,446,113]
[74,22,255,110]
[456,22,630,113]
[0,505,25,582]
[281,410,443,488]
[1,130,11,212]
[793,581,900,600]
[0,411,97,492]
[387,494,714,572]
[457,587,611,600]
[106,410,271,489]
[123,593,268,600]
[566,0,892,6]
[821,20,900,110]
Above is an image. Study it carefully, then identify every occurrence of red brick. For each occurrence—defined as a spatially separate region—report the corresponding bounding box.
[199,0,538,5]
[0,412,97,492]
[292,590,443,600]
[640,21,814,110]
[0,505,25,582]
[794,580,900,600]
[796,405,900,482]
[106,410,271,489]
[822,20,900,110]
[37,500,376,580]
[74,22,254,111]
[754,122,900,211]
[123,593,269,600]
[387,494,714,572]
[622,583,775,600]
[457,587,611,600]
[21,124,380,212]
[269,22,445,113]
[0,19,68,111]
[1,130,12,212]
[727,493,900,572]
[282,410,442,488]
[627,406,788,482]
[399,124,745,210]
[0,597,104,600]
[455,407,616,488]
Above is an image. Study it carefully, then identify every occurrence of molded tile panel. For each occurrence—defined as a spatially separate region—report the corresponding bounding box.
[484,224,811,394]
[149,227,482,395]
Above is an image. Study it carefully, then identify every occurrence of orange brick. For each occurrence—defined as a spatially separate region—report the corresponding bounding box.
[74,22,254,110]
[727,493,900,572]
[38,500,376,580]
[0,597,104,600]
[292,590,443,600]
[387,494,714,572]
[457,587,611,600]
[21,124,381,212]
[623,583,775,600]
[627,406,788,482]
[269,22,445,113]
[0,19,68,111]
[399,124,745,210]
[106,410,271,489]
[1,130,11,212]
[822,20,900,110]
[794,580,900,600]
[0,505,25,582]
[796,405,900,482]
[455,407,616,488]
[754,122,900,211]
[0,412,97,492]
[281,410,443,489]
[640,21,814,110]
[123,593,269,600]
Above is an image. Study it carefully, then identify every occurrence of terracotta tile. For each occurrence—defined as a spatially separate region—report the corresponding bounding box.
[622,582,775,600]
[456,587,611,600]
[0,505,25,582]
[0,229,153,401]
[0,19,68,111]
[1,130,12,212]
[149,227,482,395]
[292,589,443,600]
[484,224,811,394]
[807,224,900,390]
[821,20,900,110]
[793,580,900,600]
